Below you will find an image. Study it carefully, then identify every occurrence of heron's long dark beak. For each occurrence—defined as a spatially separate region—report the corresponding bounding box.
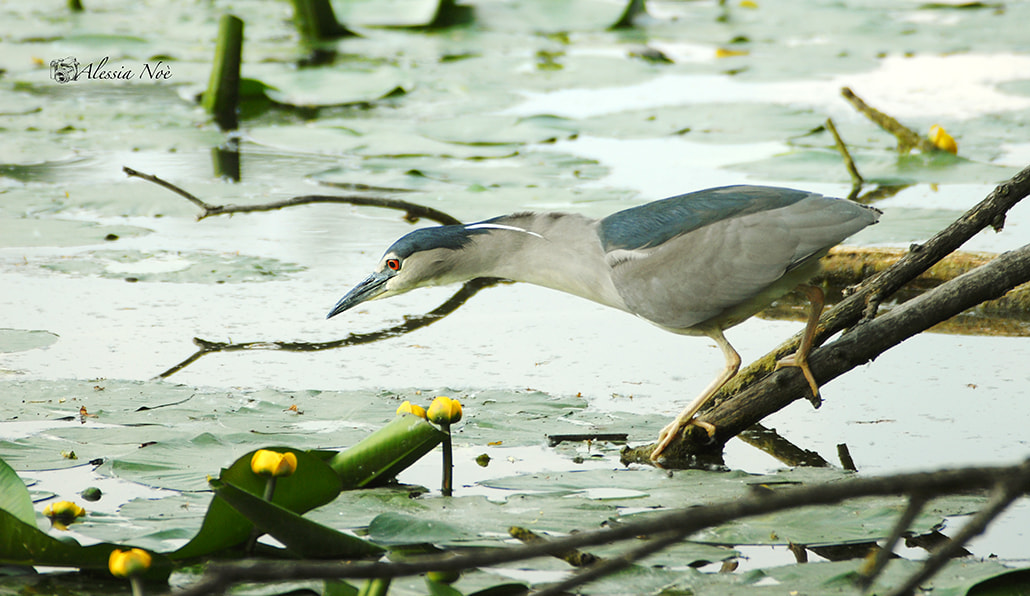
[327,271,390,319]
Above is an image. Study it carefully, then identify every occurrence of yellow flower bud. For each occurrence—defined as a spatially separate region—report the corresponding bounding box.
[715,48,749,58]
[250,449,298,478]
[929,124,958,154]
[43,500,86,530]
[427,396,462,425]
[396,400,427,419]
[108,548,152,577]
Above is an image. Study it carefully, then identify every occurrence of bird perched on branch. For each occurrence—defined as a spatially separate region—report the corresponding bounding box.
[327,185,880,461]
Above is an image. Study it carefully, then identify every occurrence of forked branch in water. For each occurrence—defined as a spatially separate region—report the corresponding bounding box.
[122,165,488,379]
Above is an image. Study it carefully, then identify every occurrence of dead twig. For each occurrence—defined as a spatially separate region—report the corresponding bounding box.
[123,165,491,379]
[884,469,1030,596]
[155,277,504,379]
[858,494,928,590]
[122,166,462,226]
[825,117,863,200]
[840,87,937,154]
[164,459,1030,596]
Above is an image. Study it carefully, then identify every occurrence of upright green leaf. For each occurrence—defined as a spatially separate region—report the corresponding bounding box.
[211,478,385,559]
[0,457,35,527]
[171,447,341,560]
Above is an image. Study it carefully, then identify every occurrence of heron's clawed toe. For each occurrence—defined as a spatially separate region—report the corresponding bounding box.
[651,418,717,461]
[776,353,821,407]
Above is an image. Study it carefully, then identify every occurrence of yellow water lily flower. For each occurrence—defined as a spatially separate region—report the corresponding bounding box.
[396,400,427,419]
[109,548,152,577]
[929,124,958,154]
[43,500,86,530]
[427,396,463,425]
[250,449,298,478]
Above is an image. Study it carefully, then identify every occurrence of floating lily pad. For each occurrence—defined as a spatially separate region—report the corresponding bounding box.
[416,114,579,146]
[0,217,151,248]
[729,149,1019,186]
[248,65,410,108]
[472,0,644,32]
[0,329,60,354]
[576,102,822,142]
[245,124,365,156]
[40,249,304,283]
[331,0,451,28]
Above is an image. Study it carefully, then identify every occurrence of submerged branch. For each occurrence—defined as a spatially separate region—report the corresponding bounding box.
[165,459,1030,596]
[155,277,504,379]
[123,165,483,379]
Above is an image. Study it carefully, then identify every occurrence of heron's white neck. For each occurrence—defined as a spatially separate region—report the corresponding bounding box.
[466,213,628,312]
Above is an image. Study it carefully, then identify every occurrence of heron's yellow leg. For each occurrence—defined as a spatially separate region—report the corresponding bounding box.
[775,284,824,404]
[652,329,740,461]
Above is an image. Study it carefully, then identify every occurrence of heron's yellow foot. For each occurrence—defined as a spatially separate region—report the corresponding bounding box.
[775,353,820,407]
[651,417,717,461]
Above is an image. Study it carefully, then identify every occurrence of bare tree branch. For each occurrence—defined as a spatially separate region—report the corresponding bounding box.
[641,240,1030,464]
[859,494,928,590]
[155,277,504,378]
[884,469,1030,596]
[840,87,937,154]
[122,166,463,225]
[824,117,863,200]
[163,459,1030,596]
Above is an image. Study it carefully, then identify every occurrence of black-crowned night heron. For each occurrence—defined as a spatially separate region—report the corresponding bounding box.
[328,185,880,461]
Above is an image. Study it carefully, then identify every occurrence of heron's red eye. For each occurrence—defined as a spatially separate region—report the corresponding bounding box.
[386,258,401,271]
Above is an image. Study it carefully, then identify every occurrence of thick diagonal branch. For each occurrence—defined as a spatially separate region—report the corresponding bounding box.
[629,164,1030,462]
[683,241,1030,455]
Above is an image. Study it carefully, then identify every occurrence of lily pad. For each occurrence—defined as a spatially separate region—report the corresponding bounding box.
[0,217,151,248]
[40,249,304,283]
[416,114,579,146]
[331,0,452,28]
[248,65,410,108]
[472,0,644,32]
[0,329,59,354]
[729,148,1019,186]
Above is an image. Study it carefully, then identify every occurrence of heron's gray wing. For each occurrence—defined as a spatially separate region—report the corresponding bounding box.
[599,185,817,252]
[603,195,878,331]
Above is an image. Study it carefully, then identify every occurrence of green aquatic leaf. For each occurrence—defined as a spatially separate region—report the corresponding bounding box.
[39,249,304,283]
[211,478,385,559]
[968,567,1030,596]
[367,511,466,545]
[171,447,341,560]
[0,457,36,527]
[331,0,451,27]
[0,328,59,355]
[249,65,409,107]
[0,508,172,579]
[0,218,152,249]
[472,0,644,32]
